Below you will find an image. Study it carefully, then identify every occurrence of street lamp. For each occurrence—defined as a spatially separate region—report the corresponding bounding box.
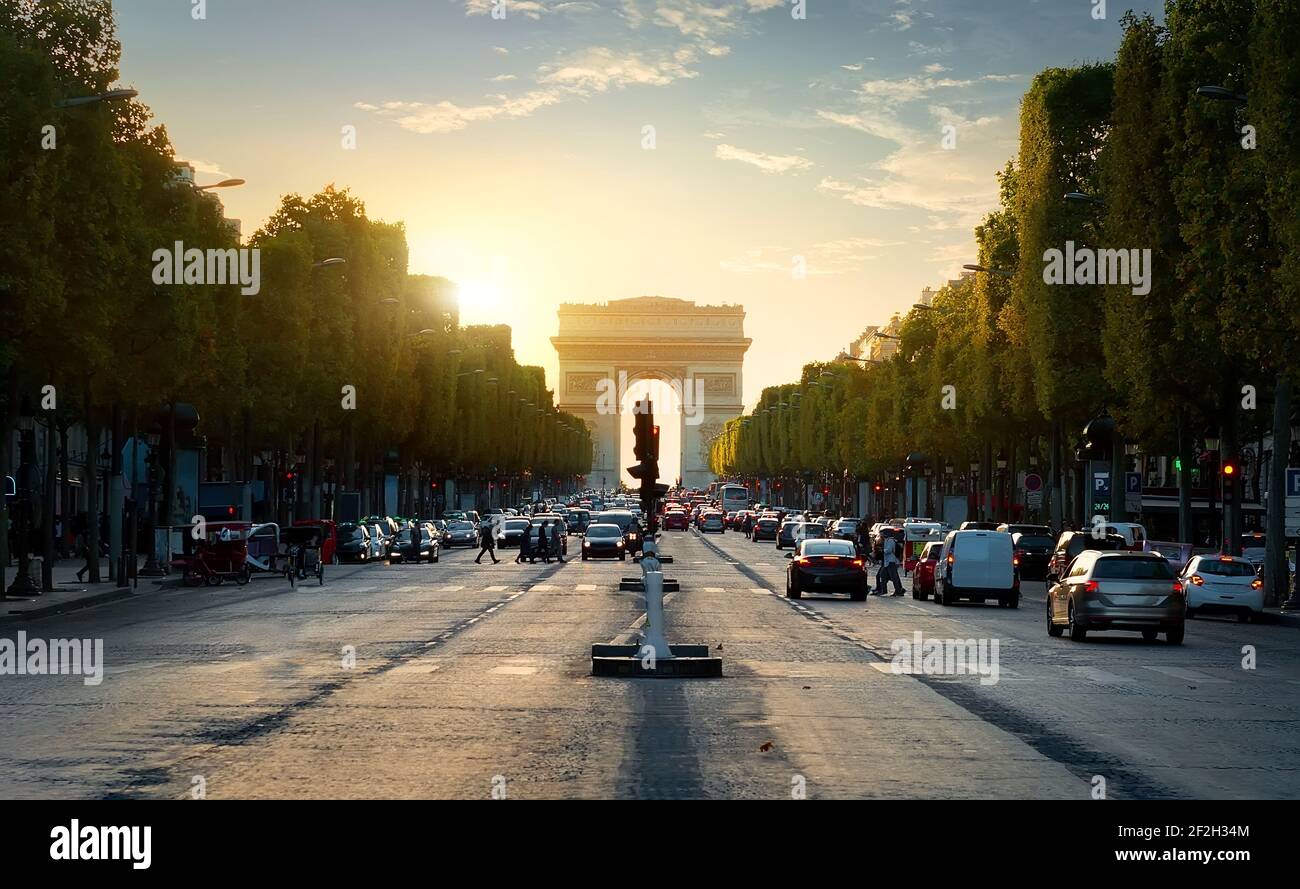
[311,257,347,269]
[54,88,139,108]
[194,178,245,190]
[1063,191,1104,205]
[963,263,1013,279]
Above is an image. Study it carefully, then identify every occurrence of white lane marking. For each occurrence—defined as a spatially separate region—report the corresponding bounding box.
[575,584,598,591]
[490,665,539,676]
[1065,666,1134,685]
[1145,666,1229,683]
[530,584,555,591]
[483,585,507,592]
[435,585,464,592]
[703,587,725,592]
[750,588,773,595]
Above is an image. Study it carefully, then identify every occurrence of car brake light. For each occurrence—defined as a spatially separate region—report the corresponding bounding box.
[1189,574,1204,586]
[852,559,863,567]
[946,553,954,565]
[796,557,810,565]
[1084,580,1100,593]
[1251,578,1263,590]
[1171,581,1184,595]
[1012,554,1021,567]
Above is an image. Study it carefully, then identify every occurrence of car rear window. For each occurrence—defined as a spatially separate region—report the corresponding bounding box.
[1015,535,1053,551]
[1069,535,1124,556]
[1092,558,1174,580]
[801,540,856,556]
[1197,559,1256,577]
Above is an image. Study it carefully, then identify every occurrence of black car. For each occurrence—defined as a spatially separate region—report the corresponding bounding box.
[1046,530,1127,583]
[445,520,480,548]
[336,523,373,562]
[785,538,868,601]
[581,523,626,560]
[778,520,826,550]
[389,527,440,563]
[752,517,780,541]
[593,510,642,554]
[1011,531,1054,581]
[498,518,532,548]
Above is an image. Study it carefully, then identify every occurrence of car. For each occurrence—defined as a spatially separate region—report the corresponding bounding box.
[1099,522,1147,550]
[1047,551,1185,643]
[958,521,1001,531]
[911,540,944,600]
[752,517,779,542]
[1011,531,1054,581]
[592,509,642,554]
[785,538,869,601]
[778,520,825,549]
[336,523,373,562]
[368,522,392,559]
[700,512,725,533]
[934,529,1019,607]
[529,516,569,556]
[388,526,440,563]
[581,523,627,560]
[445,520,480,547]
[998,523,1054,537]
[663,510,689,531]
[1046,530,1128,583]
[1180,554,1264,622]
[498,518,532,548]
[872,525,904,561]
[831,517,860,541]
[566,508,592,534]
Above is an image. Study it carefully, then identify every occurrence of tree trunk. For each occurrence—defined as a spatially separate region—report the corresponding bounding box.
[1265,376,1292,605]
[41,416,56,591]
[1177,410,1193,544]
[111,403,126,587]
[84,388,101,583]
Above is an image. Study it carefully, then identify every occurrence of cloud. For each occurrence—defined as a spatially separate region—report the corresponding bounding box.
[540,45,699,91]
[464,0,597,19]
[721,236,900,276]
[489,73,518,81]
[355,91,563,134]
[715,143,813,174]
[841,63,863,71]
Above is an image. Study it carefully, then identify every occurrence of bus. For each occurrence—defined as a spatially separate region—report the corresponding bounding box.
[718,483,749,514]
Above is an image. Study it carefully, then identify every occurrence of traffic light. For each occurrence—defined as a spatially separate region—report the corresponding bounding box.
[1222,457,1238,503]
[627,398,661,523]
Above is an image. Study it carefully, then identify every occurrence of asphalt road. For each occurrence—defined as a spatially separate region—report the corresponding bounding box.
[2,528,1297,799]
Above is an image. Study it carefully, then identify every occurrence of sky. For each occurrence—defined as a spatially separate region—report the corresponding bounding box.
[112,0,1162,481]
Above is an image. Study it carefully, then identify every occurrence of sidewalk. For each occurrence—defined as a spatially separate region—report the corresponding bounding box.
[1,555,179,623]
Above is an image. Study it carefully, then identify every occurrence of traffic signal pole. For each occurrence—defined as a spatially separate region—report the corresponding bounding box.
[591,398,721,677]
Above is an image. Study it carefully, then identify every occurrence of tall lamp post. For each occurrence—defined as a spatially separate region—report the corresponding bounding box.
[139,432,165,577]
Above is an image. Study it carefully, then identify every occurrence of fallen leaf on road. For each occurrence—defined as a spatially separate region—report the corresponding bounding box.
[759,741,774,752]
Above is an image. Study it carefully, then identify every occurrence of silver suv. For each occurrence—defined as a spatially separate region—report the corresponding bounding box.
[1046,551,1186,644]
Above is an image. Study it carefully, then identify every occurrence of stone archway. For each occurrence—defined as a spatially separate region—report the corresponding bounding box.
[551,296,751,490]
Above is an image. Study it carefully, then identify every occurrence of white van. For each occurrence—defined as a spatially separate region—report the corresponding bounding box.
[935,529,1019,608]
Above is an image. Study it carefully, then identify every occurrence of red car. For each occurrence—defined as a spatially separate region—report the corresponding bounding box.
[911,540,944,601]
[663,510,689,531]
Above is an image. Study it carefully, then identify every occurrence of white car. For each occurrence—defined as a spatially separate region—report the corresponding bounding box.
[1180,554,1263,622]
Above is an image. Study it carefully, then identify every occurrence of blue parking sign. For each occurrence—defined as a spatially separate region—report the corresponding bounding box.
[1126,472,1142,494]
[1287,467,1300,498]
[1093,473,1110,497]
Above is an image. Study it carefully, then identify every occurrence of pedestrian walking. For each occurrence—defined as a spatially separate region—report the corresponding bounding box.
[517,524,532,563]
[876,533,904,596]
[475,516,500,564]
[742,512,754,539]
[549,520,564,563]
[537,521,552,564]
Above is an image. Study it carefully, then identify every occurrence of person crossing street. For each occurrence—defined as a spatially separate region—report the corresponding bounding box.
[475,515,500,564]
[875,532,904,596]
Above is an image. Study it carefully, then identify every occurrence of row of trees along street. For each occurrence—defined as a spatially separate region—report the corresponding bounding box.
[710,4,1300,605]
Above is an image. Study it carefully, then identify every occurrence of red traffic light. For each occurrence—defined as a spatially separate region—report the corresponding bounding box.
[1222,463,1236,476]
[285,472,295,481]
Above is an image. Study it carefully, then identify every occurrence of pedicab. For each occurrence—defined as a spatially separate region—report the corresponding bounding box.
[292,518,339,565]
[171,521,252,587]
[280,524,327,586]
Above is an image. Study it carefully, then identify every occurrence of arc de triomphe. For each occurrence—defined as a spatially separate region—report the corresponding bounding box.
[552,296,751,491]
